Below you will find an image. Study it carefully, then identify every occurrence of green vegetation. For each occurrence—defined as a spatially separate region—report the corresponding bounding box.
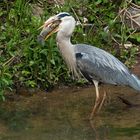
[0,0,139,100]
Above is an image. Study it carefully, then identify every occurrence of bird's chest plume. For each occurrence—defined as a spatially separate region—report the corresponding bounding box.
[57,41,79,78]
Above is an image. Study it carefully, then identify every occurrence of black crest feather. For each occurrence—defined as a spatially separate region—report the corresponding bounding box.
[58,13,70,18]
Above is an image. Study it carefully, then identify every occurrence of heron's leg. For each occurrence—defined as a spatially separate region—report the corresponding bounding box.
[97,91,107,113]
[89,80,100,120]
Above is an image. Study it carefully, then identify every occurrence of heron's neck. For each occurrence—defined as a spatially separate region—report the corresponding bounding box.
[56,32,79,77]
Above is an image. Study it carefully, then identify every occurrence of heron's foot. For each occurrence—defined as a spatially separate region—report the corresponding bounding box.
[89,91,107,120]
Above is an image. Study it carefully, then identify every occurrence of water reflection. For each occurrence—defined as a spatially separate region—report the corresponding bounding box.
[0,86,139,140]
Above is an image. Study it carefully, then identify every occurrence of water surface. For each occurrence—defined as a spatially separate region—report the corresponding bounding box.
[0,85,140,140]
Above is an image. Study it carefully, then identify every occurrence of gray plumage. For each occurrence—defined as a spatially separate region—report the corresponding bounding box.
[75,44,140,91]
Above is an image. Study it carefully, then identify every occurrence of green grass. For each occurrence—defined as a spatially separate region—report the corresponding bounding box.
[0,0,139,100]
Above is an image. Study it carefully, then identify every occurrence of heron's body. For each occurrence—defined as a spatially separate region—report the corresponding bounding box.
[39,12,140,118]
[75,44,140,91]
[55,19,140,91]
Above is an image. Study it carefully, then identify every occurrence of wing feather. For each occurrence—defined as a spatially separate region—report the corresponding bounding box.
[75,44,131,85]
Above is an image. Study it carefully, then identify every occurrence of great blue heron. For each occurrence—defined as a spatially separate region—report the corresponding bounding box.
[38,12,140,119]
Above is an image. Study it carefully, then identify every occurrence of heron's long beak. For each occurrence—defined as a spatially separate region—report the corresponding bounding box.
[38,17,61,41]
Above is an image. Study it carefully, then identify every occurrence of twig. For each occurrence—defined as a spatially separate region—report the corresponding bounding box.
[126,0,133,6]
[131,2,140,9]
[82,23,93,27]
[126,10,134,29]
[70,7,83,28]
[2,55,16,66]
[111,36,121,46]
[131,13,140,18]
[128,29,137,38]
[114,8,126,22]
[126,11,140,27]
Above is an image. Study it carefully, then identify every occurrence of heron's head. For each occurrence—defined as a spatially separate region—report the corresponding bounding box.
[38,12,76,42]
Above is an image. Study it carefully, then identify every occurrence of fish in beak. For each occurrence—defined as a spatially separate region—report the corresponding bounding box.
[37,16,61,45]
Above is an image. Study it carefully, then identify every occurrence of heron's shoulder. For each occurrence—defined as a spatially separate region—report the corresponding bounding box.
[74,44,111,56]
[74,44,97,50]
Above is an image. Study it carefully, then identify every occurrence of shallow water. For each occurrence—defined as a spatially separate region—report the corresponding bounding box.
[0,85,140,140]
